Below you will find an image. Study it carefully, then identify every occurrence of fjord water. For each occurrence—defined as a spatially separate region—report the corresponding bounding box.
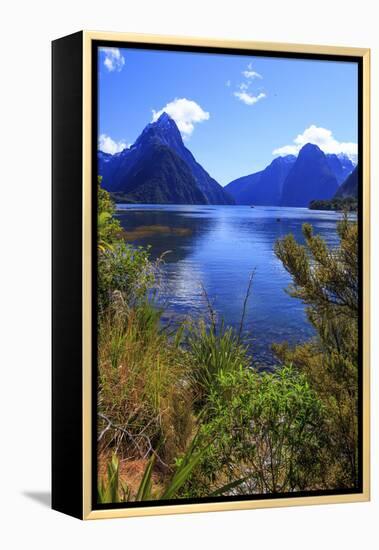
[117,205,342,368]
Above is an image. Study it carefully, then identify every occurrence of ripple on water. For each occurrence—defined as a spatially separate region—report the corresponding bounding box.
[118,205,342,367]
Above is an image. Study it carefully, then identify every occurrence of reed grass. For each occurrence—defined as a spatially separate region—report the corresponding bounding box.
[98,293,194,468]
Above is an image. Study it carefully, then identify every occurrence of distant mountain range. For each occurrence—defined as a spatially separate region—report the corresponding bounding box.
[225,155,296,206]
[98,114,356,208]
[98,113,234,205]
[335,166,358,199]
[325,153,356,185]
[225,144,356,207]
[309,165,358,211]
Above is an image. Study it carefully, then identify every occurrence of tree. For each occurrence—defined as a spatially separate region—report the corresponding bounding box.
[273,215,359,488]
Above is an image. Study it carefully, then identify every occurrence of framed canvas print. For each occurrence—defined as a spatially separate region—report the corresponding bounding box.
[52,31,370,520]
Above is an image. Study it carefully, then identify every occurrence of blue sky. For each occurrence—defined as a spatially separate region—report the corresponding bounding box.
[98,46,358,186]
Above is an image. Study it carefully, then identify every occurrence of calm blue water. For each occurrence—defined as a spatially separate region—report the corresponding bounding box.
[116,205,344,367]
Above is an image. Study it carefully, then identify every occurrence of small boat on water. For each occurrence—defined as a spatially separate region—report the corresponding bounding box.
[250,205,255,208]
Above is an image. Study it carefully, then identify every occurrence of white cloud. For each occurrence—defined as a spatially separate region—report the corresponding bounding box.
[272,144,299,156]
[98,134,128,154]
[152,98,209,138]
[234,91,266,106]
[242,63,262,79]
[100,47,125,72]
[273,125,357,161]
[232,63,265,105]
[225,80,231,87]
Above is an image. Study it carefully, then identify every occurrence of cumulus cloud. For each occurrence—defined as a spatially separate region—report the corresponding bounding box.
[242,63,262,79]
[234,91,266,106]
[100,47,125,72]
[273,125,358,161]
[152,98,209,138]
[98,134,128,154]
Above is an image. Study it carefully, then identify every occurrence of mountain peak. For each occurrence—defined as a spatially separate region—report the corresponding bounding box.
[99,111,234,205]
[337,151,357,167]
[325,151,355,184]
[133,112,182,152]
[298,142,323,156]
[153,112,179,132]
[156,111,172,124]
[280,143,338,206]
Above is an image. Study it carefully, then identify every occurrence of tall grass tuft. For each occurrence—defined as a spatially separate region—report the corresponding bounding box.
[97,293,194,468]
[187,320,251,410]
[187,277,255,410]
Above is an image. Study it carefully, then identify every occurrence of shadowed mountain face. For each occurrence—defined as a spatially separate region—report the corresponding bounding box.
[280,143,338,206]
[112,144,208,204]
[334,166,358,199]
[326,153,355,185]
[225,156,296,205]
[98,113,234,205]
[225,145,352,207]
[280,144,339,206]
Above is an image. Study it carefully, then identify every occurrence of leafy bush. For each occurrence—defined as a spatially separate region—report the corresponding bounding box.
[97,178,156,312]
[98,242,155,312]
[181,365,326,497]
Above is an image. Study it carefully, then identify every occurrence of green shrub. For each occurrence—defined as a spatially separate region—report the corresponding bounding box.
[274,216,359,487]
[96,183,358,502]
[181,365,327,497]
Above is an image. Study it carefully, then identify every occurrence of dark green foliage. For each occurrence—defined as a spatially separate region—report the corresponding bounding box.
[309,197,357,211]
[97,178,155,312]
[275,217,358,321]
[274,216,359,487]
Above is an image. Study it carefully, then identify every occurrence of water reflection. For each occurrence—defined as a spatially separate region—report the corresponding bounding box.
[117,205,344,367]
